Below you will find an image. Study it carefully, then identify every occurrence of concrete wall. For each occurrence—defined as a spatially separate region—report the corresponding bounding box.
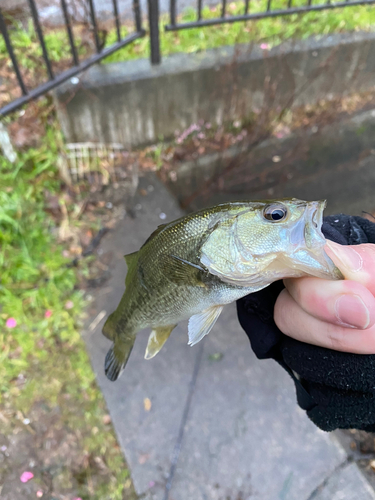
[55,32,375,147]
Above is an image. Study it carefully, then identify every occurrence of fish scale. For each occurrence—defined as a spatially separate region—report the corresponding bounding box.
[102,199,342,381]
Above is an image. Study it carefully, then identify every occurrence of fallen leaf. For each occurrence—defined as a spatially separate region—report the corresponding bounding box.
[144,398,152,412]
[103,414,111,425]
[138,453,150,464]
[208,353,224,361]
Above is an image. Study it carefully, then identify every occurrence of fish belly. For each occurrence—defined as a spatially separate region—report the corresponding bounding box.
[139,283,256,330]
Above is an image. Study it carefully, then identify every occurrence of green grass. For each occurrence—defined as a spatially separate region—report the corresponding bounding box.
[106,1,375,63]
[1,0,375,74]
[0,118,133,499]
[0,125,80,389]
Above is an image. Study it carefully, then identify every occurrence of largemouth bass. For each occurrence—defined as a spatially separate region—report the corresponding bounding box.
[103,199,342,381]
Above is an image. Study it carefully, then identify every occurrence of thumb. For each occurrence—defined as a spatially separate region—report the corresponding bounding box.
[325,241,375,296]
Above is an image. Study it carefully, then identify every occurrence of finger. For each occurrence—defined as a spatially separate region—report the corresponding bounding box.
[325,241,375,296]
[275,288,375,354]
[283,277,375,330]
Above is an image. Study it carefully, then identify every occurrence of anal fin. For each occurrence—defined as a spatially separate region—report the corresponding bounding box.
[145,325,176,360]
[188,305,224,346]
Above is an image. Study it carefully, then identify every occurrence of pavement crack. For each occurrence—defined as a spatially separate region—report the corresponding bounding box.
[306,458,351,500]
[163,339,205,500]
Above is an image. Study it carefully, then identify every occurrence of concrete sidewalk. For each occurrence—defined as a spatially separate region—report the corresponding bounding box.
[83,174,375,500]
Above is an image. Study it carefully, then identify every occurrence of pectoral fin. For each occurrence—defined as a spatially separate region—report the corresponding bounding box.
[162,254,207,287]
[188,305,224,346]
[145,325,177,359]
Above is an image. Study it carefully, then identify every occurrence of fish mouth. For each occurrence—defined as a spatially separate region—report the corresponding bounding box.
[304,200,343,280]
[311,205,320,229]
[303,200,326,248]
[308,200,326,233]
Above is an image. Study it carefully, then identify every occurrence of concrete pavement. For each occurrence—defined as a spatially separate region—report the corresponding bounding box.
[83,173,375,500]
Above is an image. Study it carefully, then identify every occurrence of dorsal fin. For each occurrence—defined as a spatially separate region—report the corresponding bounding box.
[124,251,138,267]
[140,223,168,248]
[124,251,139,288]
[102,312,117,340]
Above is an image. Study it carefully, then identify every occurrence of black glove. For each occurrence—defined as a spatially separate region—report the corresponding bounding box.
[237,214,375,432]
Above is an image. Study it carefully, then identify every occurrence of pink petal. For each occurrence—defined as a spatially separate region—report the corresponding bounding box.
[65,300,74,310]
[72,498,83,500]
[149,481,155,488]
[6,318,17,328]
[260,43,270,50]
[44,310,52,318]
[20,471,34,483]
[275,131,285,139]
[36,491,43,498]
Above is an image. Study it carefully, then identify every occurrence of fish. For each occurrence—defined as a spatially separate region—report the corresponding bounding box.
[102,198,342,381]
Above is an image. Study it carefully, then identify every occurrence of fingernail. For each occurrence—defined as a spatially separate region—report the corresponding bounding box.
[326,242,363,273]
[334,294,370,329]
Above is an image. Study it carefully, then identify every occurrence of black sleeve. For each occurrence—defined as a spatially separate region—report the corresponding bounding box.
[236,214,375,432]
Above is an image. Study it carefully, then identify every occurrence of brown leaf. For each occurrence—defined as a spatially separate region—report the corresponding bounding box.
[138,453,150,464]
[102,414,111,425]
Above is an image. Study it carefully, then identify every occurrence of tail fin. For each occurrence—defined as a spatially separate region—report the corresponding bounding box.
[105,339,134,381]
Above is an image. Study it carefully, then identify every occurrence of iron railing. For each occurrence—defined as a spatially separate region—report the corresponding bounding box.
[164,0,375,30]
[1,0,375,117]
[0,0,145,117]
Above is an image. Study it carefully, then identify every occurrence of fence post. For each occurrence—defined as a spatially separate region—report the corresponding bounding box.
[148,0,161,65]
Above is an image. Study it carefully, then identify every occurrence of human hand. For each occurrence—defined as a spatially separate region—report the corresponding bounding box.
[237,214,375,431]
[274,242,375,354]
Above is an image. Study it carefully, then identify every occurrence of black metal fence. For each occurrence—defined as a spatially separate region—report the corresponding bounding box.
[1,0,375,117]
[165,0,375,30]
[0,0,145,116]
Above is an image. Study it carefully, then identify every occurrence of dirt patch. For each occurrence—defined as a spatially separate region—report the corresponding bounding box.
[0,399,137,500]
[339,429,375,490]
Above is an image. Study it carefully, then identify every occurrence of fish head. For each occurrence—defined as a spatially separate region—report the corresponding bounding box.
[200,198,343,287]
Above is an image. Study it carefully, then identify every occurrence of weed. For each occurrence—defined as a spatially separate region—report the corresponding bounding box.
[0,120,135,499]
[1,0,374,72]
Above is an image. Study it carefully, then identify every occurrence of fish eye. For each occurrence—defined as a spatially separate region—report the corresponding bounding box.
[263,204,288,222]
